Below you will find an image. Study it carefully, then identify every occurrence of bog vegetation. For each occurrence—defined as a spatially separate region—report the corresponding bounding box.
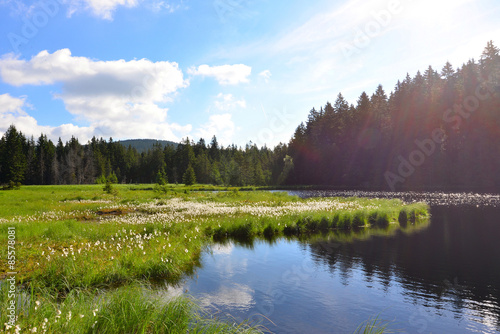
[0,185,429,333]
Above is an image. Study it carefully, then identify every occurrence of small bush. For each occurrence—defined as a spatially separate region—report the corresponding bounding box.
[1,180,21,190]
[103,181,114,194]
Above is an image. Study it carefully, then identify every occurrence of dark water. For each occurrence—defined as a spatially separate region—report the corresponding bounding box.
[166,192,500,333]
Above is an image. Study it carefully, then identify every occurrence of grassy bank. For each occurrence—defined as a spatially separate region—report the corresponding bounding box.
[0,185,429,333]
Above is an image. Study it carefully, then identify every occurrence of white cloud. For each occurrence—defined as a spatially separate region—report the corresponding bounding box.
[66,0,139,20]
[188,64,251,85]
[0,93,94,141]
[213,93,246,111]
[0,93,27,113]
[1,0,181,20]
[0,49,191,142]
[195,113,235,145]
[149,0,180,13]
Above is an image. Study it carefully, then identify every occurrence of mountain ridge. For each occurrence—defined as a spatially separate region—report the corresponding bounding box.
[118,139,178,153]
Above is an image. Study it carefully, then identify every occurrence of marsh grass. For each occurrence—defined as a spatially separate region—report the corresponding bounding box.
[0,185,429,333]
[353,314,398,334]
[0,282,259,334]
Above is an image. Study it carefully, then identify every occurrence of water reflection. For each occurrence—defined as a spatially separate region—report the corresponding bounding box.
[306,205,500,332]
[173,203,500,333]
[197,283,255,311]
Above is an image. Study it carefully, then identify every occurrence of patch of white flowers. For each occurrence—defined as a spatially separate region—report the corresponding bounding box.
[106,198,381,225]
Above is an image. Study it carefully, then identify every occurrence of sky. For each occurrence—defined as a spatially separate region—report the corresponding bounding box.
[0,0,499,147]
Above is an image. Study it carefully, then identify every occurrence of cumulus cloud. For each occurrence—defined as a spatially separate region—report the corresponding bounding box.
[0,93,95,141]
[188,64,251,85]
[0,93,27,113]
[213,93,246,111]
[0,49,191,142]
[195,113,235,145]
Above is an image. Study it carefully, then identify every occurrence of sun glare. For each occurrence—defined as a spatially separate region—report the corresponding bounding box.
[403,0,472,29]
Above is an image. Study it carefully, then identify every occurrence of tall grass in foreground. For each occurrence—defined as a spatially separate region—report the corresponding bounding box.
[0,282,260,334]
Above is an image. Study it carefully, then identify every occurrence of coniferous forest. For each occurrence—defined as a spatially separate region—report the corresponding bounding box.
[1,41,499,191]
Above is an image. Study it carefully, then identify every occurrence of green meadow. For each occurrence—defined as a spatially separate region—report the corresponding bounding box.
[0,185,429,333]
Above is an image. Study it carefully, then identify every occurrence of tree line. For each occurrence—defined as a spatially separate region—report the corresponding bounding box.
[1,41,499,191]
[288,41,500,191]
[0,129,291,187]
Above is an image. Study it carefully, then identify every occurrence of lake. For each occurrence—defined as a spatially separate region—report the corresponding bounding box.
[164,191,500,333]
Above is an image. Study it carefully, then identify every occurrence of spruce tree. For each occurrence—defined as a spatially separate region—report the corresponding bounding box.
[1,125,26,185]
[182,164,196,186]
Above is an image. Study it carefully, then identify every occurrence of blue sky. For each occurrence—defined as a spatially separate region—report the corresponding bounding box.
[0,0,499,147]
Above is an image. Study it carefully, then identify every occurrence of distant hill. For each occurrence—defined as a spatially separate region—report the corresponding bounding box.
[118,139,178,153]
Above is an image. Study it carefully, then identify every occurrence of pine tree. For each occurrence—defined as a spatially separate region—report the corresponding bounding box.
[156,163,168,185]
[0,125,27,185]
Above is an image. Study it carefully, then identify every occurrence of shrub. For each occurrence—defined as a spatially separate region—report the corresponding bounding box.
[1,180,21,190]
[103,181,114,194]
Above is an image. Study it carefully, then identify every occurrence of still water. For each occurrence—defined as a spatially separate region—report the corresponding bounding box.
[166,192,500,333]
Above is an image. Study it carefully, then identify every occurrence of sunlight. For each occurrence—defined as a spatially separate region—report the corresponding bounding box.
[403,0,473,29]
